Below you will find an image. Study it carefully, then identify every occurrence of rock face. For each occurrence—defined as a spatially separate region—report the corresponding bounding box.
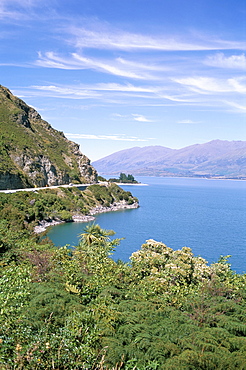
[0,85,97,189]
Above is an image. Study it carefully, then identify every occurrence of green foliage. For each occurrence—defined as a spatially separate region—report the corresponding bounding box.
[0,263,31,329]
[0,184,137,235]
[0,311,99,369]
[57,210,73,221]
[83,183,138,208]
[22,282,83,329]
[0,219,28,255]
[108,173,138,184]
[76,224,123,295]
[0,203,245,369]
[86,184,114,206]
[98,175,107,181]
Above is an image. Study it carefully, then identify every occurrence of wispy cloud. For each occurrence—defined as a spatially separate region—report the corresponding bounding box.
[158,94,197,103]
[92,83,155,93]
[33,49,246,114]
[30,83,158,102]
[70,26,245,51]
[31,84,101,99]
[205,53,246,69]
[0,61,31,67]
[65,133,149,142]
[111,113,128,119]
[0,7,24,20]
[174,76,246,94]
[177,119,200,124]
[116,57,169,72]
[72,53,146,79]
[228,78,246,93]
[1,0,41,5]
[24,77,245,113]
[132,114,152,122]
[224,101,246,112]
[36,52,80,70]
[36,51,157,79]
[111,113,153,122]
[0,0,44,20]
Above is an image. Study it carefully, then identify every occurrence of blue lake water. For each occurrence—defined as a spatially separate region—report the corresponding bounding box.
[46,177,246,274]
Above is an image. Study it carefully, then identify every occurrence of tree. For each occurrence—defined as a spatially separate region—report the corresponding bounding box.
[119,173,127,182]
[79,223,117,253]
[127,174,135,182]
[119,173,137,183]
[77,224,123,286]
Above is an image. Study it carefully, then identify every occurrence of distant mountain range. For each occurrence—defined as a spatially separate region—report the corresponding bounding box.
[93,140,246,179]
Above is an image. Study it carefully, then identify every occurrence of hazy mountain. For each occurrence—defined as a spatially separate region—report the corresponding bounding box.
[93,140,246,179]
[0,85,97,189]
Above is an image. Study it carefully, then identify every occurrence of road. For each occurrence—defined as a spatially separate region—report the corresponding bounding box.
[0,183,93,194]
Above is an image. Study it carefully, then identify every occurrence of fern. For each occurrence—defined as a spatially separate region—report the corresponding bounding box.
[217,317,246,336]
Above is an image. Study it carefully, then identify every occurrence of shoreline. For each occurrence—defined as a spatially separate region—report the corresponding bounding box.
[114,182,148,186]
[34,201,139,234]
[101,176,246,182]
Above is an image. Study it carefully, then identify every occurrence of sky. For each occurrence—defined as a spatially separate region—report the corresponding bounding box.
[0,0,246,161]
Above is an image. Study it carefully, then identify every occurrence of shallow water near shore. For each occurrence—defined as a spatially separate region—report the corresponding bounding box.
[46,176,246,274]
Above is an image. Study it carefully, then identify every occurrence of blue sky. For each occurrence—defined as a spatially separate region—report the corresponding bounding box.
[1,0,245,161]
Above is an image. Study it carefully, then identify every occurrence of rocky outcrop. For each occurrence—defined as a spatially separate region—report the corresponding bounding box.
[0,172,31,190]
[9,153,69,187]
[0,85,98,189]
[34,200,139,233]
[89,200,139,216]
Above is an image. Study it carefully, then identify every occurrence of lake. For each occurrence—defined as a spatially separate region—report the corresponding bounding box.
[46,176,246,274]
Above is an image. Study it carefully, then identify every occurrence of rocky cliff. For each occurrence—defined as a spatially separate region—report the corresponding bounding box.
[0,85,97,189]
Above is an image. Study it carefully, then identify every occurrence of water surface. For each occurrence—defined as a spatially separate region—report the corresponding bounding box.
[46,177,246,273]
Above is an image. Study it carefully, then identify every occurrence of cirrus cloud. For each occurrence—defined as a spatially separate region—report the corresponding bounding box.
[205,53,246,69]
[174,76,246,94]
[65,133,149,142]
[132,114,152,122]
[36,51,156,79]
[69,26,246,51]
[177,119,200,124]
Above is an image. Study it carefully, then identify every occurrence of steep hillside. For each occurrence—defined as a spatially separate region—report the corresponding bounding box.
[93,140,246,179]
[0,85,97,189]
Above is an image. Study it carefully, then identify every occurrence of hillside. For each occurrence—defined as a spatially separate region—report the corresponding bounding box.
[0,85,97,189]
[93,140,246,179]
